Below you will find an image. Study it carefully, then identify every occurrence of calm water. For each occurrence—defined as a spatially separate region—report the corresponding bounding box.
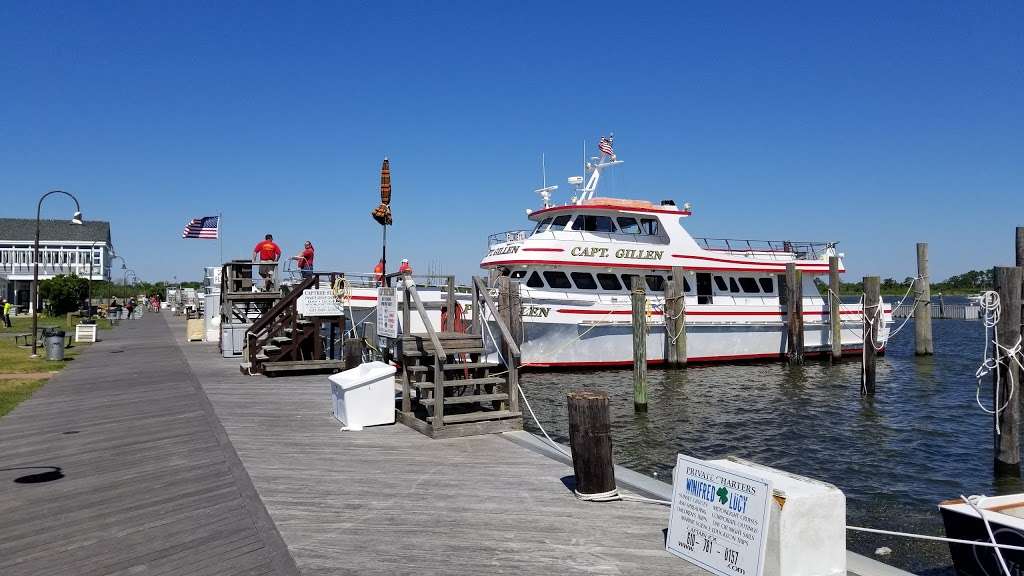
[519,297,1014,575]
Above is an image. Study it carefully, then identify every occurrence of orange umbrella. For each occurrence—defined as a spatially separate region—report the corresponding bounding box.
[371,158,393,225]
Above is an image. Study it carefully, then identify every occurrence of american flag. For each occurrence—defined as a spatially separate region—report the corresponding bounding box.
[598,135,615,158]
[182,216,220,239]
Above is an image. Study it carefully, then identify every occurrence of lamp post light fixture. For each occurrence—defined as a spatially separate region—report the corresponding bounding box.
[31,190,83,358]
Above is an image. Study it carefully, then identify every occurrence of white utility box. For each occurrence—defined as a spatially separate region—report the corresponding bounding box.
[328,361,397,431]
[707,458,846,576]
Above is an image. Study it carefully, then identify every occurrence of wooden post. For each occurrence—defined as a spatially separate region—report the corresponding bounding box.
[862,276,880,395]
[471,276,481,335]
[631,276,648,411]
[829,256,842,360]
[343,337,362,370]
[445,275,455,332]
[363,321,377,362]
[914,243,934,355]
[993,266,1023,476]
[508,279,523,350]
[785,263,804,364]
[1017,227,1024,267]
[666,267,687,367]
[402,277,411,335]
[566,389,616,496]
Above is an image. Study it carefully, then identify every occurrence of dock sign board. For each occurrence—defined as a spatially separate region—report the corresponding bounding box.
[667,455,772,576]
[377,287,398,338]
[297,289,346,317]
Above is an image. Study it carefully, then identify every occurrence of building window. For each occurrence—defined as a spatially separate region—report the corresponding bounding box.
[571,272,597,290]
[597,273,622,291]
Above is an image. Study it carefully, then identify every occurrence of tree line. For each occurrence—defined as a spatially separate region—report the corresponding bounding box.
[830,269,993,296]
[38,275,203,315]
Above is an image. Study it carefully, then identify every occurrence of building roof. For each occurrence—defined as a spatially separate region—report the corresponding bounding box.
[0,218,112,245]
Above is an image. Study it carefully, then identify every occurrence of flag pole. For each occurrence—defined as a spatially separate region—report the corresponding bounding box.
[218,212,223,264]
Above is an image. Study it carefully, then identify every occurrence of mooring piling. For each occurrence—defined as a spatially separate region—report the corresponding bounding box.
[1017,227,1024,267]
[915,243,934,355]
[630,276,648,412]
[566,388,616,497]
[993,266,1023,476]
[862,276,880,395]
[785,263,804,364]
[665,266,687,367]
[828,256,841,360]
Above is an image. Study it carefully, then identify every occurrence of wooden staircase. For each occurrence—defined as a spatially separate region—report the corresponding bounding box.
[241,275,346,376]
[395,275,523,438]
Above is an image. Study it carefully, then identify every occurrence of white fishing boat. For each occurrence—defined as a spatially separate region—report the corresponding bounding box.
[476,137,891,367]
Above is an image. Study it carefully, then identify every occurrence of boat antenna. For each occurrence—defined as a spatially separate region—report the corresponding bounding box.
[534,152,558,208]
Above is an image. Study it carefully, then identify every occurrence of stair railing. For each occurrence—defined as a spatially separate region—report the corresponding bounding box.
[403,272,448,428]
[472,276,520,414]
[247,274,318,368]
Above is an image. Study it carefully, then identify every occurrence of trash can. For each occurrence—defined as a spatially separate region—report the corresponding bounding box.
[42,328,66,361]
[328,361,397,431]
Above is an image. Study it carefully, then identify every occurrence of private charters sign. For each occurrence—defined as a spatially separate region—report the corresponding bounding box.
[667,455,771,576]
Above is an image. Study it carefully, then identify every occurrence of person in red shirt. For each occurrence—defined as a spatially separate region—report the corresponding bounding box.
[253,234,282,291]
[398,258,412,274]
[290,241,315,279]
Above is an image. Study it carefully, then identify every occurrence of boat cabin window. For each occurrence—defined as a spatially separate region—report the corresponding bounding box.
[645,275,665,292]
[616,217,641,234]
[510,270,527,279]
[532,218,552,234]
[571,214,617,233]
[758,277,774,293]
[527,271,544,288]
[571,272,597,290]
[543,271,572,289]
[548,214,571,231]
[596,273,621,291]
[621,274,641,290]
[728,277,739,293]
[640,218,659,235]
[714,276,728,292]
[696,273,713,304]
[669,274,692,293]
[739,277,761,293]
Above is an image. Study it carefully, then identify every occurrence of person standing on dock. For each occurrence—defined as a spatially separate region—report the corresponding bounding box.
[253,234,282,291]
[290,241,315,279]
[398,258,412,274]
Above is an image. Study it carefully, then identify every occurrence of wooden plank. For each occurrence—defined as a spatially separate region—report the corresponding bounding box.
[430,410,522,424]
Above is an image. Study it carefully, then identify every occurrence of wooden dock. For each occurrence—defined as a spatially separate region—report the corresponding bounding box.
[0,313,914,575]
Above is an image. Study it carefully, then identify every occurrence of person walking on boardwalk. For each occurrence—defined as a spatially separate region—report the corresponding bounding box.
[253,233,282,291]
[290,241,315,279]
[2,298,11,328]
[126,298,135,319]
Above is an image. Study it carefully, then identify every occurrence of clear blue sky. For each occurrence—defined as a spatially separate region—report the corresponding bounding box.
[1,1,1021,283]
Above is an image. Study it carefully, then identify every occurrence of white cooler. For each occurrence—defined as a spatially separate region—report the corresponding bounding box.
[329,362,397,431]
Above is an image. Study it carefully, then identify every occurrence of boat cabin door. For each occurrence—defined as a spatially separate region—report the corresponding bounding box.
[696,273,713,305]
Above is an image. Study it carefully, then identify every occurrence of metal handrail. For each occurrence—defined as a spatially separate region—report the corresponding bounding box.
[487,229,530,248]
[473,276,521,359]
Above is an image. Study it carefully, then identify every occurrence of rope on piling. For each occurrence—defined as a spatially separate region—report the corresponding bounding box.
[974,291,1024,434]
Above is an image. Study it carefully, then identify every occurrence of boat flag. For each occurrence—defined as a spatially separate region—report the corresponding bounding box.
[598,135,616,159]
[182,215,220,239]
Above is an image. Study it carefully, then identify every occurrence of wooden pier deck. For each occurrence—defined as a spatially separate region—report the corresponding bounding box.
[1,313,912,575]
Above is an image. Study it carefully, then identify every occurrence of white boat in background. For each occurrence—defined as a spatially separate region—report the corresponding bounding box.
[476,137,891,367]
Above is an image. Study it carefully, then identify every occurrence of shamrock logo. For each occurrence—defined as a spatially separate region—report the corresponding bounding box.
[716,486,729,505]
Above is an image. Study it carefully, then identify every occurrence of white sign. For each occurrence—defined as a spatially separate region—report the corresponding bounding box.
[667,455,772,576]
[297,288,346,317]
[377,287,398,338]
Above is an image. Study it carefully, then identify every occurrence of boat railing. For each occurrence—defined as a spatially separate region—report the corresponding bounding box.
[487,229,531,248]
[694,238,836,261]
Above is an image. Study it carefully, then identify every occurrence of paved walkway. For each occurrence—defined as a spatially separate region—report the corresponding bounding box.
[0,314,296,576]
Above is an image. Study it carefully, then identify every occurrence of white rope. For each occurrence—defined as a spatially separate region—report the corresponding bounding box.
[962,494,1013,575]
[974,291,1024,435]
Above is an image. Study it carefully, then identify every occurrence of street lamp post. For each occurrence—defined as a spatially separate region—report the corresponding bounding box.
[32,190,83,358]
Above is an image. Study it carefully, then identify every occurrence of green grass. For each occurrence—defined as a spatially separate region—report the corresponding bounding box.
[0,379,47,418]
[0,315,113,334]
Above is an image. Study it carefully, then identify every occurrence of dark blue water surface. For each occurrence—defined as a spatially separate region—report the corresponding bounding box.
[520,303,1013,575]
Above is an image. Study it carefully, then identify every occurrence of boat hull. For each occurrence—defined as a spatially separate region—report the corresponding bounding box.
[939,496,1024,576]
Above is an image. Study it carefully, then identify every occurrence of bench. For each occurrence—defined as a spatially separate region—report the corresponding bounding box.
[13,333,32,346]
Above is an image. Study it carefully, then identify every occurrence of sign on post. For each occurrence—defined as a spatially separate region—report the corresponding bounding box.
[377,287,398,338]
[297,289,346,317]
[667,455,772,576]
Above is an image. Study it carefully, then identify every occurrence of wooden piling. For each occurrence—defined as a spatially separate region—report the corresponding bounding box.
[785,263,804,364]
[994,266,1023,476]
[862,276,880,395]
[445,275,456,332]
[631,276,648,411]
[914,243,934,355]
[829,256,842,360]
[1017,227,1024,267]
[665,266,687,367]
[566,389,616,496]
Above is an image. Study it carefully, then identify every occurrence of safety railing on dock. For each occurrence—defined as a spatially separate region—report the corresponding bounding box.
[892,303,981,320]
[694,238,836,261]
